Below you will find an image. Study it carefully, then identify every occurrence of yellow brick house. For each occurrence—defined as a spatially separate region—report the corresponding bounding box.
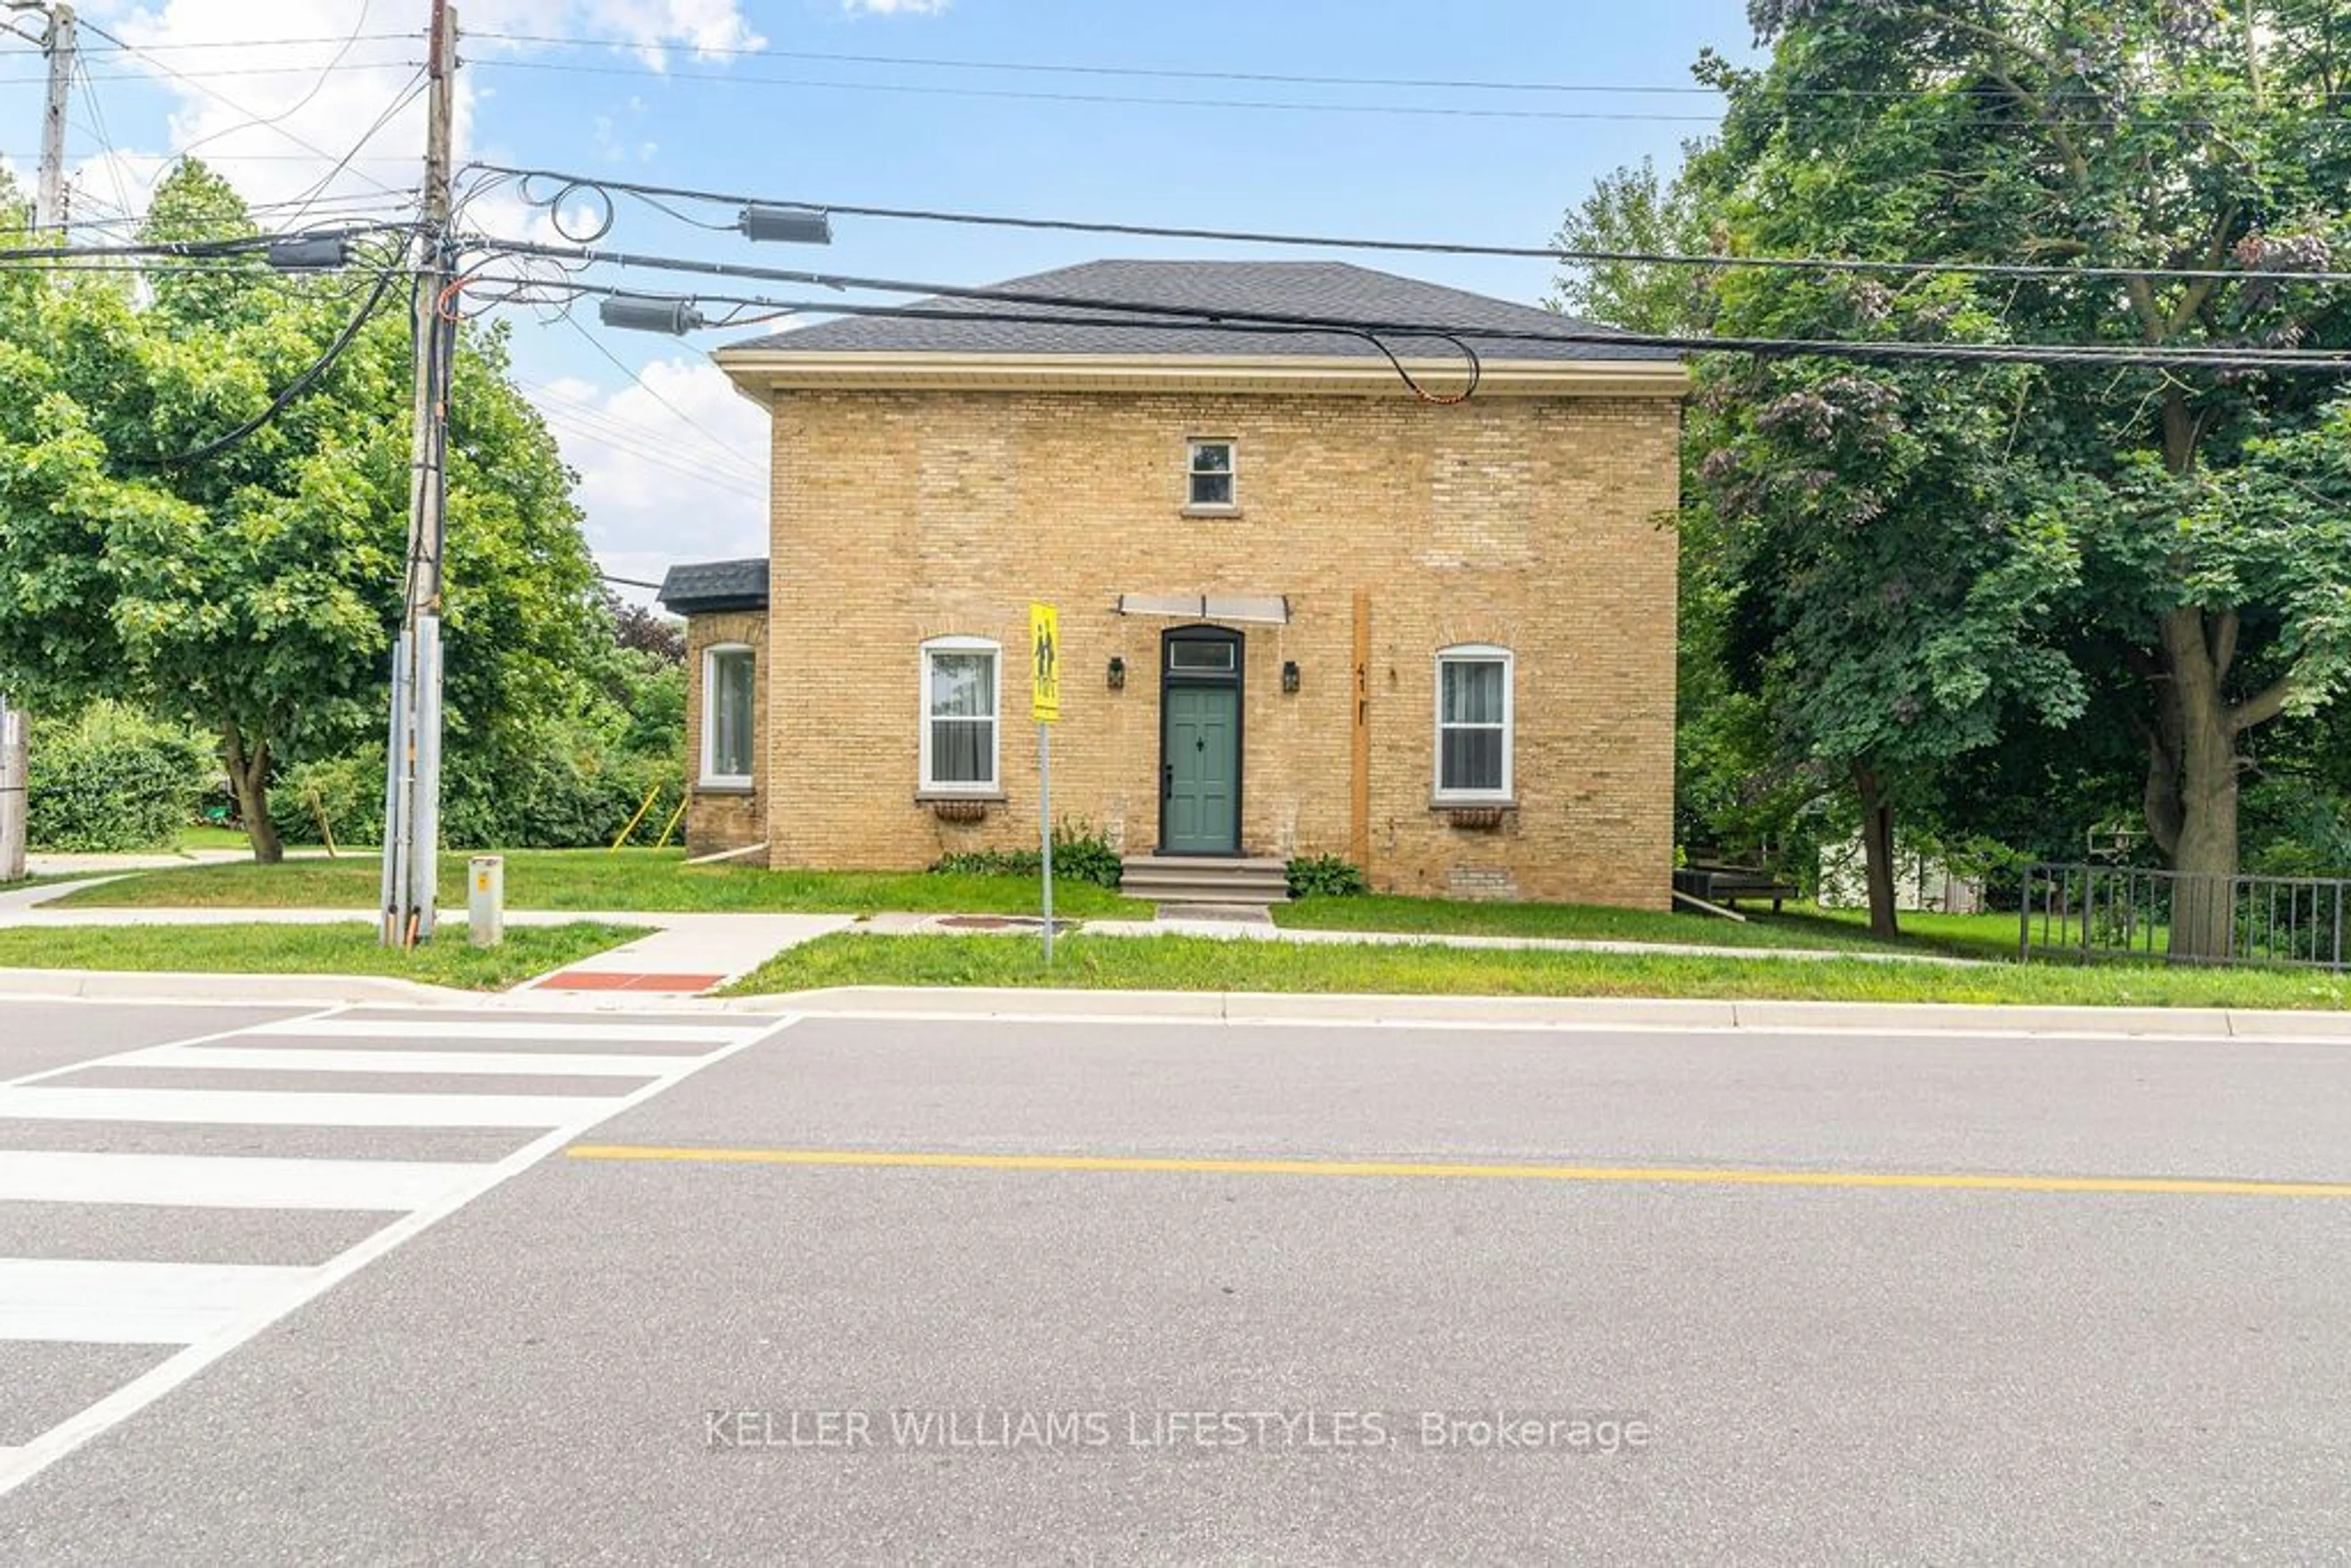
[658,261,1687,908]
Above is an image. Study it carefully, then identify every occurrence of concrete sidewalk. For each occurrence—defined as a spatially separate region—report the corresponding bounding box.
[520,913,850,994]
[0,880,851,997]
[22,848,336,877]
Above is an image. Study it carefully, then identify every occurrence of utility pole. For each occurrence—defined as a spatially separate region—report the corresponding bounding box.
[381,0,459,947]
[1,2,72,884]
[8,0,75,238]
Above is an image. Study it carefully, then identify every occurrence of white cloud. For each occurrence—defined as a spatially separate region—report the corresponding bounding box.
[842,0,951,14]
[75,0,762,227]
[526,358,770,595]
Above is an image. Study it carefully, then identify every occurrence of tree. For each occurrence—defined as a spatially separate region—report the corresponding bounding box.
[1722,1,2351,956]
[1547,154,1717,336]
[1706,339,2088,937]
[1553,143,2088,936]
[606,590,686,665]
[0,161,606,863]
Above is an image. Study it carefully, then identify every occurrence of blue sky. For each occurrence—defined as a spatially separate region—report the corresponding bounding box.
[6,0,1757,591]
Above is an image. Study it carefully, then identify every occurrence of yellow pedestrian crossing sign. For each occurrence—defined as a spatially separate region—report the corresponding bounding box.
[1030,602,1060,722]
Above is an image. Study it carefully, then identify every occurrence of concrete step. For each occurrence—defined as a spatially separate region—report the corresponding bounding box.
[1119,855,1291,906]
[1119,865,1288,879]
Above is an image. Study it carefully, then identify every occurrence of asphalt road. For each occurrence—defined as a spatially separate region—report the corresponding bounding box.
[2,999,2348,1562]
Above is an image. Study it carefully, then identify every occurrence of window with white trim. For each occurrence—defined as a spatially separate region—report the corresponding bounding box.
[1434,645,1513,801]
[921,637,1000,793]
[1187,439,1236,510]
[701,645,756,787]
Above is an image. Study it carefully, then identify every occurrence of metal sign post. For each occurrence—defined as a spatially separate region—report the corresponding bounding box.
[1030,602,1060,964]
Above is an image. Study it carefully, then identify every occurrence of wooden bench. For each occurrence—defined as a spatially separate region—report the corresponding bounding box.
[1674,863,1801,915]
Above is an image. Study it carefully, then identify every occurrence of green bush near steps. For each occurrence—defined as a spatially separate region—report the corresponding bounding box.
[932,824,1125,888]
[1285,855,1371,898]
[26,702,214,853]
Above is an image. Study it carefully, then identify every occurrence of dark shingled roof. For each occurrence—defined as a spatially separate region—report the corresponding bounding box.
[721,260,1673,362]
[657,558,767,616]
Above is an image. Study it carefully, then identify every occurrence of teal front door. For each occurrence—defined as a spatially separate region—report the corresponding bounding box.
[1163,685,1240,853]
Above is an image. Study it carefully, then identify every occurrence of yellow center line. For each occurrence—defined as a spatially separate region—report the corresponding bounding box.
[560,1145,2351,1199]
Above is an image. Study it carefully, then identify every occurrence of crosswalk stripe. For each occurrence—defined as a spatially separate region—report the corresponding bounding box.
[105,1046,689,1079]
[241,1019,756,1046]
[0,1259,317,1345]
[0,1150,486,1212]
[0,1087,618,1129]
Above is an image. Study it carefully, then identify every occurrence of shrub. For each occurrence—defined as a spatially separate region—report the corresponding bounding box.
[931,822,1123,887]
[271,745,388,849]
[25,702,213,853]
[1286,854,1370,899]
[440,732,684,851]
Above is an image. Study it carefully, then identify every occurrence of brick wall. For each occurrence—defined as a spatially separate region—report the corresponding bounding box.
[681,609,768,859]
[760,388,1679,908]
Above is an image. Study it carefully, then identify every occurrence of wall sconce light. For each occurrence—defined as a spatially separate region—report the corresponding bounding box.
[1107,656,1127,691]
[1281,660,1301,694]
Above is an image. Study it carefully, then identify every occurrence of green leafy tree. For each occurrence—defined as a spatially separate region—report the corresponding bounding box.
[1719,1,2351,956]
[1705,336,2088,936]
[0,161,606,862]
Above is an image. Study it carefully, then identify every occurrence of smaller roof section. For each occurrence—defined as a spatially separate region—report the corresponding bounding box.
[657,558,768,617]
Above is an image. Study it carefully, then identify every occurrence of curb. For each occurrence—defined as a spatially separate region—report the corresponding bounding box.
[718,985,2351,1040]
[0,968,474,1006]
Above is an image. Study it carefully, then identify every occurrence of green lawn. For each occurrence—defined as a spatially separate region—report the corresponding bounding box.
[174,825,254,852]
[724,931,2351,1011]
[0,921,646,991]
[52,848,1147,918]
[1276,895,2021,961]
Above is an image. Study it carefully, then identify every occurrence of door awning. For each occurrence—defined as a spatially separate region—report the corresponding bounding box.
[1116,593,1291,625]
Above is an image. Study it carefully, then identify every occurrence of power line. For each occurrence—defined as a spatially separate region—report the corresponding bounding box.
[74,32,419,54]
[468,30,1733,98]
[269,66,429,232]
[136,258,408,467]
[70,18,414,202]
[521,374,765,487]
[464,165,2351,291]
[462,58,1725,124]
[1,224,413,263]
[462,29,2351,107]
[520,386,767,499]
[555,310,767,480]
[70,51,136,239]
[0,61,426,85]
[453,55,2340,130]
[169,0,385,171]
[468,264,2351,375]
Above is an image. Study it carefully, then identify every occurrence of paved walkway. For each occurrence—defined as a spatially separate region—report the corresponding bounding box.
[521,913,850,994]
[23,849,336,877]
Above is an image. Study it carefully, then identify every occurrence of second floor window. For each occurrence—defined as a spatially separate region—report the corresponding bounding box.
[1187,440,1235,510]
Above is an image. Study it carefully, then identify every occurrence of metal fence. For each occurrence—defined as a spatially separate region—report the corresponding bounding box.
[2021,863,2351,970]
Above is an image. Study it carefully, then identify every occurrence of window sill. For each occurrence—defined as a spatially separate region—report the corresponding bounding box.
[1180,505,1243,520]
[697,779,756,795]
[916,790,1007,804]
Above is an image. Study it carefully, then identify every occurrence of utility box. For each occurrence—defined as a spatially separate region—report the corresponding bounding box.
[468,855,504,947]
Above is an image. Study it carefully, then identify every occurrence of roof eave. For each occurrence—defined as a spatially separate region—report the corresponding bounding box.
[712,350,1690,400]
